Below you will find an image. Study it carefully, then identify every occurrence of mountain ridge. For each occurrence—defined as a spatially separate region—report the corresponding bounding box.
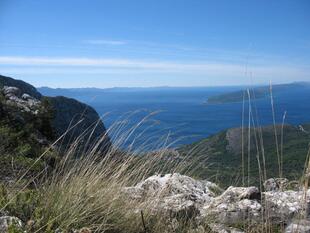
[206,82,310,104]
[0,74,111,180]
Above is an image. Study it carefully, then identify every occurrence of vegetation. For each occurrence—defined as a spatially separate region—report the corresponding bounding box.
[1,115,310,232]
[0,128,204,233]
[178,124,310,187]
[0,91,57,181]
[1,77,310,232]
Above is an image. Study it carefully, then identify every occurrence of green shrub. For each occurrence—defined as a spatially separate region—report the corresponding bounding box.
[6,189,40,223]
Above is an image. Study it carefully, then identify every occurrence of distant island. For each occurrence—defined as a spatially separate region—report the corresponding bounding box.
[206,82,310,104]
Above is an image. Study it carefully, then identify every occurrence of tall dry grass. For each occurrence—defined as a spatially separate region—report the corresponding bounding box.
[1,88,310,233]
[2,113,206,233]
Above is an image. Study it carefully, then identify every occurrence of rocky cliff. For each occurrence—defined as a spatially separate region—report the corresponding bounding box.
[47,96,111,151]
[0,75,111,180]
[0,75,42,99]
[0,74,110,151]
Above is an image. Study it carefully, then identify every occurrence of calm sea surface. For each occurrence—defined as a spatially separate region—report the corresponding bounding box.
[40,86,310,149]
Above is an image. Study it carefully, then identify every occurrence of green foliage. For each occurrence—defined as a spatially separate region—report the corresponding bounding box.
[5,190,40,222]
[36,97,55,140]
[0,92,59,178]
[7,224,24,233]
[179,124,310,188]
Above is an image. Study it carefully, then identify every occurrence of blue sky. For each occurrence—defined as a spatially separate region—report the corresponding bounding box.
[0,0,309,87]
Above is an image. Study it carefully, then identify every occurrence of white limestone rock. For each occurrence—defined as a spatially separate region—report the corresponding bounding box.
[0,216,23,232]
[285,219,310,233]
[124,173,220,218]
[203,186,262,224]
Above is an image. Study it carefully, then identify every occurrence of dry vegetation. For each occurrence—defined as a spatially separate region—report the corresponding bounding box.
[1,88,310,233]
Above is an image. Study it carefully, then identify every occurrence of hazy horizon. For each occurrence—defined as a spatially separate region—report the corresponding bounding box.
[35,80,310,90]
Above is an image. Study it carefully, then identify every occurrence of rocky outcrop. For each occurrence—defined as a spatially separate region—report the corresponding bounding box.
[0,75,42,99]
[0,75,111,152]
[124,173,221,218]
[0,216,23,232]
[124,174,310,232]
[2,174,310,233]
[285,219,310,233]
[203,186,262,224]
[1,86,41,114]
[264,189,310,223]
[264,177,290,191]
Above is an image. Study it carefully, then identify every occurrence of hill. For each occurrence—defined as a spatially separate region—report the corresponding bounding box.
[178,123,310,187]
[0,75,42,99]
[0,75,111,182]
[207,82,310,104]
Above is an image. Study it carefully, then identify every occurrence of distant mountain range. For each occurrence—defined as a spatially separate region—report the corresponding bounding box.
[38,85,243,97]
[39,82,310,106]
[206,82,310,104]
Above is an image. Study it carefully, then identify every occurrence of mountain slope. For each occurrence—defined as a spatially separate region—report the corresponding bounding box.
[178,123,310,187]
[0,75,111,181]
[0,75,42,99]
[0,86,54,180]
[48,96,111,151]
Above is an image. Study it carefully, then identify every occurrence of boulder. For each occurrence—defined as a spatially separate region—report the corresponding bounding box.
[285,219,310,233]
[21,93,32,100]
[0,216,23,232]
[124,174,310,228]
[3,86,21,98]
[0,75,42,99]
[124,173,220,218]
[264,178,289,191]
[1,86,41,113]
[203,186,262,224]
[264,189,310,223]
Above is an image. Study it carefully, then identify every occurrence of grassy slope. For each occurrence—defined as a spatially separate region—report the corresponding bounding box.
[178,124,310,188]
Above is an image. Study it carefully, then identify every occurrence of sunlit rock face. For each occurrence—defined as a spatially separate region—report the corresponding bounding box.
[1,86,41,114]
[124,174,310,232]
[264,177,290,191]
[0,216,23,233]
[285,219,310,233]
[124,173,221,219]
[202,186,262,224]
[264,189,310,223]
[0,75,42,99]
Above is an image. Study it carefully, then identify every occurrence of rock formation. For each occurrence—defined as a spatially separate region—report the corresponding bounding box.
[0,74,111,152]
[124,173,310,233]
[47,96,111,151]
[2,86,41,114]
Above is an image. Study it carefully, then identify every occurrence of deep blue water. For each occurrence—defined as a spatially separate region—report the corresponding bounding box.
[39,86,310,149]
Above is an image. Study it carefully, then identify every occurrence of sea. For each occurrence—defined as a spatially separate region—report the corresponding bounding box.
[39,86,310,150]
